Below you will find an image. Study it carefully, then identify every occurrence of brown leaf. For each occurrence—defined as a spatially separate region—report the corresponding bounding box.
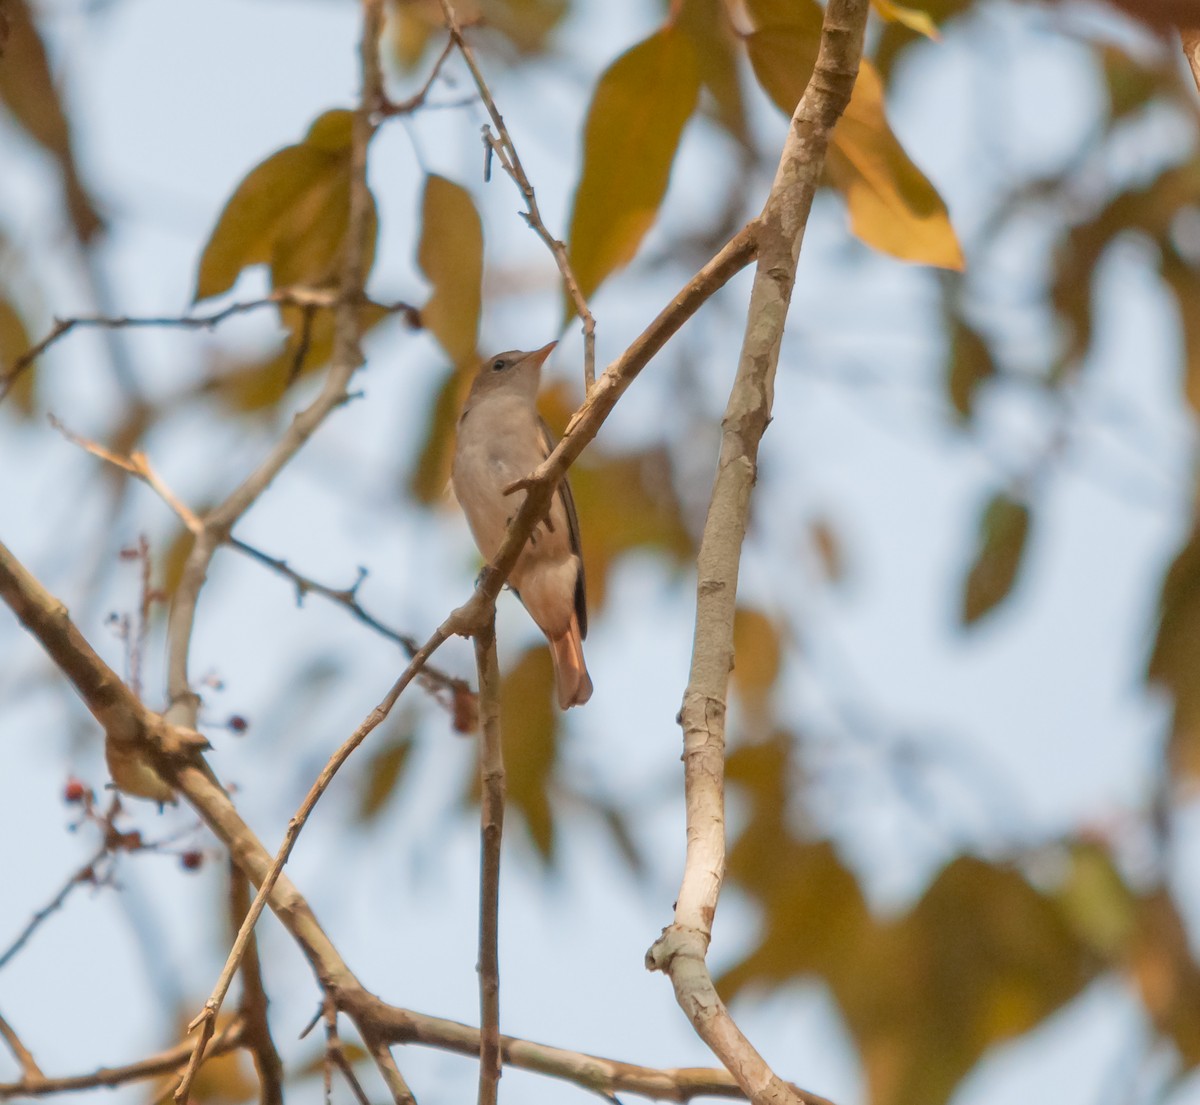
[0,1,101,241]
[566,25,701,302]
[946,316,995,421]
[357,730,414,822]
[0,297,35,417]
[1148,525,1200,778]
[961,492,1029,625]
[1130,890,1200,1064]
[678,0,749,143]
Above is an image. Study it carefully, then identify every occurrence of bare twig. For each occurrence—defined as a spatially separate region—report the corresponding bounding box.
[474,615,504,1105]
[0,1018,247,1099]
[378,35,457,116]
[436,0,598,390]
[0,289,417,407]
[0,845,106,972]
[228,537,470,700]
[0,1011,42,1080]
[643,3,868,1104]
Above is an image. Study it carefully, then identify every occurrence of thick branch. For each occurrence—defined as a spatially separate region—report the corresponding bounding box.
[644,2,868,1104]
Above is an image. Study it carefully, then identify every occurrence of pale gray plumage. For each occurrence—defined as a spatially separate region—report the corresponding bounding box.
[451,343,592,708]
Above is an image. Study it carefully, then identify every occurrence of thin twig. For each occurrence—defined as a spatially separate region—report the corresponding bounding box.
[0,1018,247,1099]
[436,0,598,391]
[228,537,470,700]
[378,35,457,116]
[0,845,106,972]
[0,289,416,407]
[0,1011,42,1080]
[474,615,504,1105]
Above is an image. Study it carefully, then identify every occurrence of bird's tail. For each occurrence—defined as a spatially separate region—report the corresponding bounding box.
[551,620,593,709]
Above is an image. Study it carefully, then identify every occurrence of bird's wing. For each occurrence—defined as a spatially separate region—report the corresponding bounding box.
[538,417,587,639]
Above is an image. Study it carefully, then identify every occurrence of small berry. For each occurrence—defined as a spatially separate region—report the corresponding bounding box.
[180,851,204,871]
[63,778,87,804]
[227,715,249,734]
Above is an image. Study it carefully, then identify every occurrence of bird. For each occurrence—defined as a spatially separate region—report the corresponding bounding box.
[451,342,593,709]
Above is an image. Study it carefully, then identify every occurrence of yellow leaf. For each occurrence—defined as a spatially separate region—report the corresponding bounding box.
[194,109,378,302]
[566,26,701,302]
[961,492,1029,625]
[0,298,35,417]
[732,608,782,697]
[417,174,484,366]
[825,62,963,270]
[746,27,962,271]
[871,0,941,40]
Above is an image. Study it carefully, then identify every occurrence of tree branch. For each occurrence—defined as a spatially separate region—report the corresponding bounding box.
[644,2,868,1104]
[473,615,504,1105]
[230,869,285,1105]
[0,1011,42,1081]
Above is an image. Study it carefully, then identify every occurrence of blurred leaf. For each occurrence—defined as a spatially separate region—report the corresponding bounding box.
[388,0,439,69]
[357,729,415,822]
[176,1013,256,1104]
[809,515,844,583]
[727,731,795,831]
[946,316,995,421]
[194,109,378,302]
[208,301,390,413]
[0,297,35,416]
[0,0,101,242]
[467,646,559,861]
[481,0,569,51]
[417,175,484,366]
[679,0,748,143]
[1101,45,1175,120]
[1131,890,1200,1064]
[732,608,783,698]
[388,0,566,64]
[1162,250,1200,415]
[1054,841,1136,959]
[411,362,473,504]
[725,853,1097,1105]
[872,0,940,39]
[1148,525,1200,778]
[566,25,701,302]
[747,20,962,270]
[961,493,1029,625]
[826,62,963,270]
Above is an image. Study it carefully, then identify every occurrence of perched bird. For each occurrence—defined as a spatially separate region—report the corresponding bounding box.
[451,342,593,709]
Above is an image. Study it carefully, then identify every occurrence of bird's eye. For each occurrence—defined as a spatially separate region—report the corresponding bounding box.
[491,359,506,372]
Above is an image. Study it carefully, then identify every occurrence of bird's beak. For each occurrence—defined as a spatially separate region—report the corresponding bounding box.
[523,341,557,369]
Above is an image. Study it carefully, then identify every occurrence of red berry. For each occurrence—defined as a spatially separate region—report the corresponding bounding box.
[63,778,86,803]
[180,851,204,871]
[227,715,248,733]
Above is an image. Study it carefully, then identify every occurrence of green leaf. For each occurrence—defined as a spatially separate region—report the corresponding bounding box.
[961,493,1030,625]
[566,26,701,303]
[194,109,377,302]
[417,175,484,366]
